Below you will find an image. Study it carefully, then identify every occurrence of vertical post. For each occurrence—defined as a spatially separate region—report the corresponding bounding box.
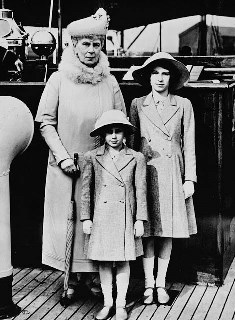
[120,29,124,50]
[57,0,62,64]
[198,15,207,55]
[159,21,162,52]
[1,0,4,9]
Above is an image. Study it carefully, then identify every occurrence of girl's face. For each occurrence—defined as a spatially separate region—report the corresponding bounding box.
[150,66,170,96]
[72,37,103,66]
[105,126,125,150]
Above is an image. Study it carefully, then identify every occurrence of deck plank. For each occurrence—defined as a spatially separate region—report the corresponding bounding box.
[219,280,235,320]
[204,259,235,320]
[69,298,98,320]
[13,269,43,296]
[13,269,54,304]
[13,271,62,319]
[178,284,207,319]
[26,284,63,320]
[13,268,33,285]
[164,284,196,320]
[55,298,87,320]
[10,258,235,320]
[16,274,63,320]
[13,268,22,276]
[191,286,218,320]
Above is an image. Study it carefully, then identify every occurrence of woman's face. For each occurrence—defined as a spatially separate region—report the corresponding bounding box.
[150,66,170,95]
[105,126,125,150]
[72,37,103,67]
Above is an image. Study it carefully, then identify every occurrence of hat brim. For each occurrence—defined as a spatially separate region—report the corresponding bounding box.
[90,123,136,137]
[132,58,189,91]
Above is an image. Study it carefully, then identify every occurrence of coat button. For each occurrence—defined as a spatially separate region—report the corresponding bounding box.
[120,200,124,203]
[104,200,107,203]
[167,154,172,158]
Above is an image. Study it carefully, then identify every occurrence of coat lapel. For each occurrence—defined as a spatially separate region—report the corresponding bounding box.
[141,94,180,136]
[160,95,179,125]
[115,147,134,173]
[95,145,135,183]
[141,93,170,136]
[95,145,123,182]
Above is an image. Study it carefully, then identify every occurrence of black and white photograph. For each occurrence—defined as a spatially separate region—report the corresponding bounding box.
[1,0,235,319]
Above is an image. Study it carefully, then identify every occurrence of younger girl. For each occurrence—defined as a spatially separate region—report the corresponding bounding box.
[81,110,147,320]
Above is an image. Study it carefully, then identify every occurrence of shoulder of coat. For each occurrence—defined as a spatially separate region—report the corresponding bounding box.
[127,147,144,160]
[131,95,148,110]
[172,94,192,105]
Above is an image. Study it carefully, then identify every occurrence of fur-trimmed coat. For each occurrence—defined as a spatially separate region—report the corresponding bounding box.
[81,145,148,261]
[129,93,197,238]
[35,47,126,272]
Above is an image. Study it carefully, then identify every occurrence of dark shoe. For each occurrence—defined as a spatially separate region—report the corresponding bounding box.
[0,303,21,319]
[156,287,170,304]
[95,306,113,320]
[143,288,154,305]
[90,283,102,298]
[60,287,76,307]
[85,276,102,298]
[115,307,128,320]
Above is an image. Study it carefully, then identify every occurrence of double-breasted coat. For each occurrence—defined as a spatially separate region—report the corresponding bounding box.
[35,49,126,272]
[81,145,148,261]
[129,93,197,238]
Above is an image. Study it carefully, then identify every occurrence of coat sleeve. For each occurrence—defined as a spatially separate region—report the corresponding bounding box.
[111,75,127,115]
[80,152,94,221]
[135,152,148,221]
[128,98,141,150]
[35,72,71,164]
[183,98,197,183]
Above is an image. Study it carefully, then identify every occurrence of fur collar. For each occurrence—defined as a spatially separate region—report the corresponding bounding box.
[58,47,110,84]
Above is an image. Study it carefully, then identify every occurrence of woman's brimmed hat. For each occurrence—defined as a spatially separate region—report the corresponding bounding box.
[90,110,136,137]
[67,8,109,38]
[132,52,189,91]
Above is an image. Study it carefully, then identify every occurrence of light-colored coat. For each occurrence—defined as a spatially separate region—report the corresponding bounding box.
[81,145,148,261]
[35,49,126,272]
[129,93,197,238]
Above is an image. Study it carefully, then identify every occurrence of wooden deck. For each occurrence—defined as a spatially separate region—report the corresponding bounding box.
[11,257,235,320]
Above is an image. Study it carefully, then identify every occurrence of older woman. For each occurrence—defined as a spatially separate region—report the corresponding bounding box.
[129,52,197,305]
[35,8,126,303]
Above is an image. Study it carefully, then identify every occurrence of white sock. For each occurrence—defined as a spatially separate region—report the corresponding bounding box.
[99,263,113,306]
[155,257,170,288]
[143,257,155,288]
[116,262,130,307]
[101,283,113,307]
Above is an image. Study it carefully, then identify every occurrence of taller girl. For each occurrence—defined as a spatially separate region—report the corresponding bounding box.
[129,52,197,304]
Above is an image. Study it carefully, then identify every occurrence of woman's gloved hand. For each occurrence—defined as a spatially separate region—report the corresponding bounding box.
[134,220,144,237]
[83,220,93,235]
[183,181,195,199]
[60,158,79,175]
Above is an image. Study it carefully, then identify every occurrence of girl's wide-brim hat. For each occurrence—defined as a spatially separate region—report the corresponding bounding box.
[132,52,190,91]
[67,8,109,37]
[90,110,136,137]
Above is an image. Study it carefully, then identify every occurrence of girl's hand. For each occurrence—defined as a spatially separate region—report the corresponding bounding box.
[83,220,93,234]
[134,220,144,237]
[60,158,79,175]
[183,181,194,199]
